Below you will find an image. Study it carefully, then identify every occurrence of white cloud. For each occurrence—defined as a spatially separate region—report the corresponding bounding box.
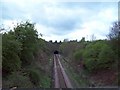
[2,20,21,30]
[1,1,118,41]
[59,7,117,41]
[35,24,56,35]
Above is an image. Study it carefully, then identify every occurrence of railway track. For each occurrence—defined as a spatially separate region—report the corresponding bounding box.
[53,54,72,88]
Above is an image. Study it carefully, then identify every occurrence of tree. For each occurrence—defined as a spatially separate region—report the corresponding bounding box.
[54,40,57,43]
[108,21,120,55]
[60,41,78,57]
[108,21,120,85]
[82,39,116,72]
[98,44,115,69]
[14,21,38,66]
[108,21,120,40]
[49,40,52,43]
[80,37,85,42]
[59,40,62,44]
[2,31,22,75]
[63,39,69,42]
[91,34,96,41]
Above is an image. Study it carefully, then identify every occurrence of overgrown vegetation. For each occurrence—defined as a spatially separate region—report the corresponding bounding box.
[83,40,116,72]
[2,21,54,88]
[2,21,119,88]
[60,21,119,86]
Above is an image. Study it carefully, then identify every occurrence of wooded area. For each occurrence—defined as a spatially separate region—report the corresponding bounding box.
[1,21,119,88]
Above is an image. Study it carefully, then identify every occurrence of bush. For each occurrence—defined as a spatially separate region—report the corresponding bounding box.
[83,40,114,72]
[2,72,33,88]
[21,50,34,65]
[14,22,39,66]
[83,58,98,71]
[40,75,51,88]
[3,52,21,73]
[98,44,115,69]
[28,69,40,86]
[83,42,102,71]
[2,33,22,75]
[27,68,51,88]
[73,49,84,64]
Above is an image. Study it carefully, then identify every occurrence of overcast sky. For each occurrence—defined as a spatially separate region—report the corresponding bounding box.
[1,0,118,41]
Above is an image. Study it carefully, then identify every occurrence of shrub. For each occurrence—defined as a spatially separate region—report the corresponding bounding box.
[27,68,51,88]
[98,44,115,69]
[73,49,84,64]
[2,33,22,75]
[14,22,39,66]
[3,52,21,74]
[2,72,33,88]
[28,69,40,86]
[83,58,98,72]
[83,40,116,72]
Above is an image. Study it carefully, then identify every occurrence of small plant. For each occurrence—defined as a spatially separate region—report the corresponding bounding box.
[28,69,40,86]
[2,72,33,88]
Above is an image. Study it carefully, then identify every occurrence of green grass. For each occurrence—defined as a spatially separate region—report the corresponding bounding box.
[40,75,51,88]
[67,66,90,87]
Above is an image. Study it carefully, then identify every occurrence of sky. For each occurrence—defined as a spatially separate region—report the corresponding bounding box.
[0,0,119,41]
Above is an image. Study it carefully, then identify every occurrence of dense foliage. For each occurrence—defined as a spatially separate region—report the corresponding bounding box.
[83,41,116,71]
[2,21,119,87]
[14,22,38,66]
[108,21,120,85]
[2,21,53,88]
[2,31,22,74]
[59,22,118,86]
[60,22,119,74]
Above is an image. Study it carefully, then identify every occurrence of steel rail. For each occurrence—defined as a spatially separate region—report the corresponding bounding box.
[54,54,73,88]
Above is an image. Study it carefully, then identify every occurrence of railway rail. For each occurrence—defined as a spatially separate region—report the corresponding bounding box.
[53,54,72,88]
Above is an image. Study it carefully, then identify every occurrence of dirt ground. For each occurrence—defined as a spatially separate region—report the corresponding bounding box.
[89,69,118,86]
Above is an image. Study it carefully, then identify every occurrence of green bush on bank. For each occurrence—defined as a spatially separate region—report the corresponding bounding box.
[83,41,116,72]
[98,44,115,69]
[73,49,84,64]
[28,69,40,86]
[73,40,116,72]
